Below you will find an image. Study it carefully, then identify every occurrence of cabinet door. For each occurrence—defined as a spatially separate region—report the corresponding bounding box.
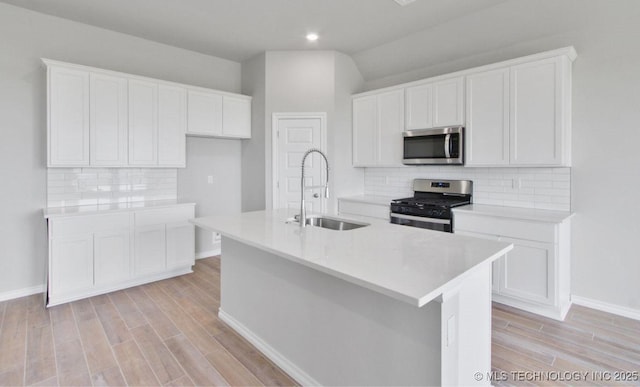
[158,84,187,167]
[48,66,90,166]
[187,89,223,136]
[222,95,251,138]
[510,58,562,165]
[166,222,195,269]
[465,69,510,166]
[50,235,93,294]
[134,225,166,276]
[432,77,464,127]
[90,73,128,166]
[129,79,158,166]
[352,95,377,166]
[377,89,404,166]
[94,230,131,286]
[499,237,555,305]
[454,230,502,293]
[405,84,432,130]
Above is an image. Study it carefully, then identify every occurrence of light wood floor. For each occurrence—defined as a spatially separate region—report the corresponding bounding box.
[0,257,638,386]
[492,302,640,386]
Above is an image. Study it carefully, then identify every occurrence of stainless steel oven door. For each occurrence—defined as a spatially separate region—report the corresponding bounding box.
[390,213,452,233]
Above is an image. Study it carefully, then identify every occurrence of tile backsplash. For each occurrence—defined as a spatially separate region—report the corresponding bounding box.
[47,168,177,208]
[364,166,571,211]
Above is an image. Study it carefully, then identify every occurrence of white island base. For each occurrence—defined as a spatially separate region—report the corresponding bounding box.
[218,237,492,386]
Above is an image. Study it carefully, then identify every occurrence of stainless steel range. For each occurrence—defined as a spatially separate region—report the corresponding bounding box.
[390,179,472,233]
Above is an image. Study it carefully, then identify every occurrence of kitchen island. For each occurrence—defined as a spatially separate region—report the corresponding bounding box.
[192,209,512,386]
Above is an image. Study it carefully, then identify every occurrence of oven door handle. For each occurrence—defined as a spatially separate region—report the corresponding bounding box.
[444,134,451,158]
[390,213,451,225]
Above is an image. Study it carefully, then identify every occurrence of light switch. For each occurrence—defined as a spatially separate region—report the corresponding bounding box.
[207,175,214,184]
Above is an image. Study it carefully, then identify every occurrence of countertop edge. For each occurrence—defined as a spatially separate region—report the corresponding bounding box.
[191,216,514,308]
[337,195,395,206]
[43,201,196,219]
[452,204,573,223]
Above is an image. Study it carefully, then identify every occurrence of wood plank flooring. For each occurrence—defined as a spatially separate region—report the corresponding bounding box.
[0,256,638,386]
[0,257,296,386]
[492,302,640,386]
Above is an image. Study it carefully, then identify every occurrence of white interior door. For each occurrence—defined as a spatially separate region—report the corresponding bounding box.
[274,115,326,213]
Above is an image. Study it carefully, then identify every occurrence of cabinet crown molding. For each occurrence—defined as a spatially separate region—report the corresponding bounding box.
[352,46,577,98]
[41,58,251,99]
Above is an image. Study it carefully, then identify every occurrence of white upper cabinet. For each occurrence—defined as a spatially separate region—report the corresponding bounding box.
[465,68,510,166]
[45,59,252,168]
[377,90,405,165]
[352,95,378,166]
[48,66,90,167]
[404,77,463,131]
[465,53,573,167]
[510,57,569,166]
[355,47,575,168]
[187,89,223,136]
[128,79,159,166]
[222,95,251,138]
[405,84,432,130]
[352,89,404,167]
[158,85,187,167]
[432,77,464,127]
[90,73,128,166]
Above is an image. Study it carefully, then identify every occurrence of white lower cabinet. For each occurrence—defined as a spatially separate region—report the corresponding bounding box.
[167,222,196,269]
[50,234,94,295]
[94,230,131,286]
[454,208,571,320]
[500,237,555,305]
[46,204,195,306]
[134,225,167,276]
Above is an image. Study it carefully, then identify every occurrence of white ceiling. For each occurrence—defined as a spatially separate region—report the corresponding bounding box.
[0,0,506,63]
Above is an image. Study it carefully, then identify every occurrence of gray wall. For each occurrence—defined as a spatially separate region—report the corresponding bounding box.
[331,53,365,205]
[354,0,640,312]
[241,53,267,212]
[242,51,364,213]
[0,3,241,296]
[264,51,337,211]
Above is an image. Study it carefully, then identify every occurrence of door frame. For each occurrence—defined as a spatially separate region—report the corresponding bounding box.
[271,112,327,211]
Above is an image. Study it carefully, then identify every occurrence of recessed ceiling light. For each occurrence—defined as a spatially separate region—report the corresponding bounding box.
[306,33,319,42]
[393,0,416,6]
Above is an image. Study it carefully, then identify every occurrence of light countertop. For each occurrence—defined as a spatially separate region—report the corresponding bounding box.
[452,204,573,223]
[337,195,395,206]
[43,199,195,219]
[191,209,512,307]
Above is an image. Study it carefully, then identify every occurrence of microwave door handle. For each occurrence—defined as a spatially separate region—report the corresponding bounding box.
[444,134,451,158]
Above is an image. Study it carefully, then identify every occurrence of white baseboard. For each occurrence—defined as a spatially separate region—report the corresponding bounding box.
[571,295,640,321]
[218,308,320,386]
[196,248,221,259]
[0,284,45,302]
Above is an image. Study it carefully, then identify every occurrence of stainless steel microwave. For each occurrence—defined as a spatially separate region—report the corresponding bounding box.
[402,126,464,165]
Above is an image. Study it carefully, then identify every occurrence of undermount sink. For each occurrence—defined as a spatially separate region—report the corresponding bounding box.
[304,216,369,231]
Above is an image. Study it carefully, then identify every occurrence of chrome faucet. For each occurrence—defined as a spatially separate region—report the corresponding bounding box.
[299,148,329,227]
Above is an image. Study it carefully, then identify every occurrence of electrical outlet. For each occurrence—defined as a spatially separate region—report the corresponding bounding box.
[212,232,221,243]
[512,178,521,189]
[207,175,214,184]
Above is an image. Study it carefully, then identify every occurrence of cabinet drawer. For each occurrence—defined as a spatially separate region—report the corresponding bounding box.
[454,213,555,243]
[51,213,130,238]
[134,206,194,227]
[339,200,389,220]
